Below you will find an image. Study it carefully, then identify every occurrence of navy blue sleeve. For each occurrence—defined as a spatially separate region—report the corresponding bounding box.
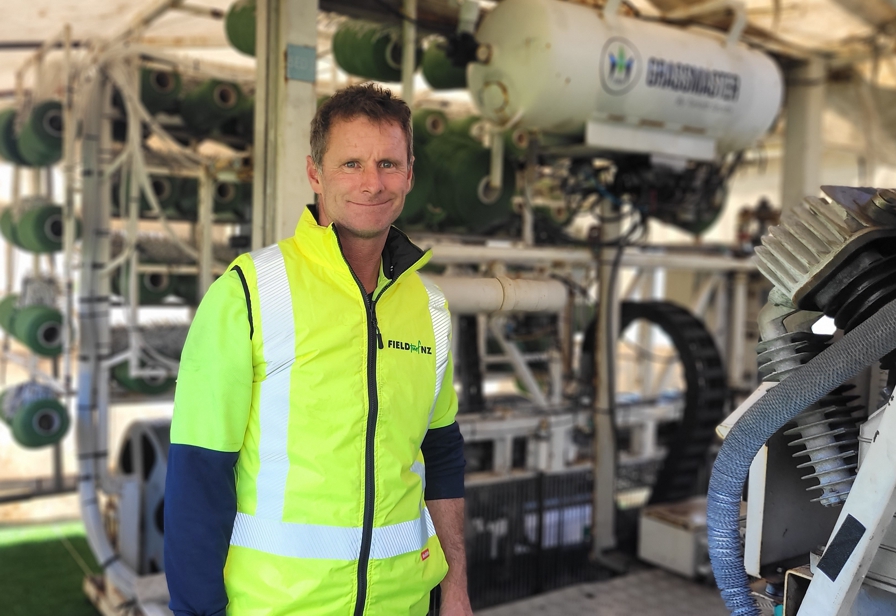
[421,421,466,500]
[164,444,239,616]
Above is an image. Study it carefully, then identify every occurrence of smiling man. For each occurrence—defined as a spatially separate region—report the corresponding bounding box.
[165,84,471,616]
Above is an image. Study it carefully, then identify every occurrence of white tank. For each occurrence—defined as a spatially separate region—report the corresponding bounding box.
[468,0,783,155]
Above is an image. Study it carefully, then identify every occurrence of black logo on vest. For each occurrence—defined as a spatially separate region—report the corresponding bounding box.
[387,339,433,355]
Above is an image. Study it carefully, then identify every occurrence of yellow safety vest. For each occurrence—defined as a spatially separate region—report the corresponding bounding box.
[171,208,456,615]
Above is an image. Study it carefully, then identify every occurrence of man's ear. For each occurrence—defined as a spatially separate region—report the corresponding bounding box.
[307,155,323,194]
[406,155,415,192]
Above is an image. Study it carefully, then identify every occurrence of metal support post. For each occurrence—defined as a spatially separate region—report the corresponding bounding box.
[592,196,620,554]
[401,0,416,103]
[728,271,748,394]
[781,57,825,210]
[197,166,214,298]
[797,394,896,615]
[252,0,317,248]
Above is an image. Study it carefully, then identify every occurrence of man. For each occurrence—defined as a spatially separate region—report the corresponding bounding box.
[165,84,471,616]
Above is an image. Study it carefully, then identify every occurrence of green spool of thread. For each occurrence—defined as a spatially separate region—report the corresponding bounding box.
[141,69,182,114]
[0,209,19,246]
[220,96,254,144]
[421,40,467,90]
[144,176,181,213]
[213,181,252,221]
[18,100,63,167]
[175,178,198,219]
[113,175,181,217]
[15,204,79,253]
[180,79,244,135]
[112,268,176,305]
[225,0,256,56]
[11,305,63,357]
[0,109,27,166]
[333,20,420,82]
[425,134,515,233]
[399,148,435,226]
[111,362,176,395]
[1,384,69,448]
[412,109,448,149]
[504,128,531,160]
[0,295,18,332]
[446,115,485,142]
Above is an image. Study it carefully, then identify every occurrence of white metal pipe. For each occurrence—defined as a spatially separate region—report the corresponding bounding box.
[488,124,504,191]
[425,243,758,272]
[61,24,75,398]
[401,0,416,103]
[728,271,749,390]
[488,317,549,409]
[77,72,136,600]
[424,275,566,314]
[593,197,620,554]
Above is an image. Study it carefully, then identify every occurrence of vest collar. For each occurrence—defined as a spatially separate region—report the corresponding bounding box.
[293,205,431,282]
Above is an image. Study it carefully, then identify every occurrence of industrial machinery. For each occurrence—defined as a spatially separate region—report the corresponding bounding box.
[709,186,896,615]
[0,0,786,614]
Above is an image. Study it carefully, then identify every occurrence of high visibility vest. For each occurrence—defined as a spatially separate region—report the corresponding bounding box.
[173,208,456,615]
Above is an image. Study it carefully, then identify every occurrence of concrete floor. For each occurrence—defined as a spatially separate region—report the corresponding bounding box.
[477,568,732,616]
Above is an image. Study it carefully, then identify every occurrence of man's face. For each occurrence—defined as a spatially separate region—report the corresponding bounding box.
[307,116,413,240]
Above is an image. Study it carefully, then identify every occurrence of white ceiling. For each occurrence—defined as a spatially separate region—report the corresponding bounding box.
[1,0,895,96]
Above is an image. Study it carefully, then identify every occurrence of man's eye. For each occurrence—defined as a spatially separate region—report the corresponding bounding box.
[345,161,358,168]
[381,161,394,169]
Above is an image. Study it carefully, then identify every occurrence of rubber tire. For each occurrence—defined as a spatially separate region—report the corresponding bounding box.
[582,300,728,505]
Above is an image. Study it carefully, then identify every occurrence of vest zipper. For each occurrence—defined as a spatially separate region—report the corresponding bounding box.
[333,230,395,616]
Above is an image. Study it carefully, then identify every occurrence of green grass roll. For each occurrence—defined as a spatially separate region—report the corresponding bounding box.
[0,108,27,166]
[112,268,176,305]
[141,69,182,114]
[332,20,420,82]
[0,295,18,332]
[422,40,467,90]
[174,178,198,219]
[225,0,256,56]
[0,208,18,246]
[219,96,254,144]
[111,362,176,395]
[412,109,447,149]
[16,204,66,253]
[424,133,516,233]
[1,384,69,448]
[213,181,252,221]
[399,148,435,225]
[172,275,198,305]
[11,305,63,357]
[179,79,244,135]
[18,100,63,167]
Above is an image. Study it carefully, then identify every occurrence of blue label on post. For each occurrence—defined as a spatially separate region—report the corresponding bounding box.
[286,44,316,83]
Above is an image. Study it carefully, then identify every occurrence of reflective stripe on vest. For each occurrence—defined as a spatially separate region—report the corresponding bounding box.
[419,276,450,426]
[231,508,436,560]
[252,244,295,521]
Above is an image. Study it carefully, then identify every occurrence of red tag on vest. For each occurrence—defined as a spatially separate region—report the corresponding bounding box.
[421,548,430,561]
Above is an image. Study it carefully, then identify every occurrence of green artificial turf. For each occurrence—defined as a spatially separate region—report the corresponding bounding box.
[0,520,101,616]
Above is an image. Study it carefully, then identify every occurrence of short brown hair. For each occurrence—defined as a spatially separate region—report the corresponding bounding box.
[310,83,413,169]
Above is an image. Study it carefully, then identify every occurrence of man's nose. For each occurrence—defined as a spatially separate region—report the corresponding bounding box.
[359,165,384,194]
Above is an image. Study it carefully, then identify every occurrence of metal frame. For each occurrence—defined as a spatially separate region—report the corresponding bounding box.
[796,392,896,615]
